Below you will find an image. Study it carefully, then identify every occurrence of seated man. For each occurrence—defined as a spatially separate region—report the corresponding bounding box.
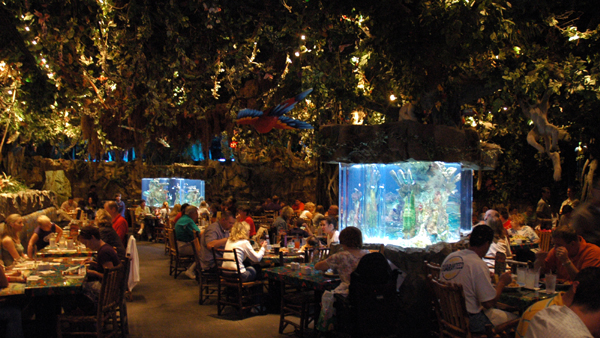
[526,267,600,337]
[60,196,78,213]
[78,226,120,305]
[534,226,600,281]
[135,200,154,241]
[174,206,201,279]
[27,215,64,257]
[440,224,517,333]
[200,210,235,272]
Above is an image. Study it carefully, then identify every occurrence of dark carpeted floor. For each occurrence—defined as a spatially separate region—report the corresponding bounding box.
[127,241,297,338]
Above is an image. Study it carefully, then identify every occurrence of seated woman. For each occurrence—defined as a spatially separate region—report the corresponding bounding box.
[27,215,63,257]
[1,214,27,267]
[483,217,512,267]
[223,221,267,282]
[319,216,340,247]
[95,209,127,259]
[509,213,540,243]
[315,226,369,296]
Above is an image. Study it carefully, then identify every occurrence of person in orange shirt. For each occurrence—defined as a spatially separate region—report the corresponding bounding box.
[291,199,305,212]
[535,226,600,281]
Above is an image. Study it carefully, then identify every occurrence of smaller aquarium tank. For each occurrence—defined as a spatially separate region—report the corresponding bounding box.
[339,161,472,248]
[141,178,205,208]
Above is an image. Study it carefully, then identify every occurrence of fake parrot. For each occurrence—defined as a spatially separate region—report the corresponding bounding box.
[235,88,314,133]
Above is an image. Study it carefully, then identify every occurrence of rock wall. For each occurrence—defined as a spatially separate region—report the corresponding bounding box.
[9,155,318,207]
[0,190,57,223]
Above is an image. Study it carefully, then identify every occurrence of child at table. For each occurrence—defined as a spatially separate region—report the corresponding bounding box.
[1,214,27,267]
[26,215,63,257]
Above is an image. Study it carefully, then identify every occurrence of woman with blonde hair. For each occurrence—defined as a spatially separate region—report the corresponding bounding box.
[223,221,267,282]
[1,214,27,266]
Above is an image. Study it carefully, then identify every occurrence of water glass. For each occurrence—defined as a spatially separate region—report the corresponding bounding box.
[517,267,526,286]
[545,273,557,294]
[525,269,538,289]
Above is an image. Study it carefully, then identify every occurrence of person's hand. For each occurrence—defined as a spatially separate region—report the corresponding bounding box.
[498,271,512,286]
[261,240,268,248]
[555,247,570,264]
[535,251,548,261]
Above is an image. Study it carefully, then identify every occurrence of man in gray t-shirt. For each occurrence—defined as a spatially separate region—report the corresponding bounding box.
[200,211,235,271]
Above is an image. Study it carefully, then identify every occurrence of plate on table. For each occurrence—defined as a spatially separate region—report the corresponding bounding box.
[324,271,339,277]
[504,284,522,292]
[64,275,85,279]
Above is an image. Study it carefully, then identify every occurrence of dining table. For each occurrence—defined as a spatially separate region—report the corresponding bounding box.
[262,263,340,291]
[509,240,539,251]
[35,246,95,258]
[0,257,88,337]
[499,287,558,313]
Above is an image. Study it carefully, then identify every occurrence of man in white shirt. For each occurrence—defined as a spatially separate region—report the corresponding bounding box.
[526,267,600,338]
[440,224,516,333]
[61,196,77,213]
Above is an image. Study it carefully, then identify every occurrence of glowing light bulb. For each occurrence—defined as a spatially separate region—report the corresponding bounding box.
[389,94,397,101]
[295,52,300,57]
[32,41,37,45]
[301,35,306,40]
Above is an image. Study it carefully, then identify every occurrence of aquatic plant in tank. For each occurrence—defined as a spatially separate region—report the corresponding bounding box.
[142,178,205,208]
[339,161,472,248]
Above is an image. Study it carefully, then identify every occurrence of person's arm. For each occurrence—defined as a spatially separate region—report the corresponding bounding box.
[54,224,64,241]
[27,234,39,258]
[244,241,265,262]
[2,237,22,263]
[0,265,8,288]
[314,259,330,271]
[87,260,115,279]
[555,247,579,280]
[481,271,512,309]
[207,237,228,250]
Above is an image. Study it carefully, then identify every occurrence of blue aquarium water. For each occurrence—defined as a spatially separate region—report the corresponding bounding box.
[141,178,205,208]
[339,161,472,248]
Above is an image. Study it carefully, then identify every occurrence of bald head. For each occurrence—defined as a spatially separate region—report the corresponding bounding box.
[484,209,500,221]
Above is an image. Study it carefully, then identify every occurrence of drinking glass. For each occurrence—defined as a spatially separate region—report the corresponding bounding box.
[545,273,557,294]
[525,269,537,289]
[517,267,526,286]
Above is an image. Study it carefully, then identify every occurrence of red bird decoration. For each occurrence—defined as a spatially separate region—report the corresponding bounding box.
[236,88,314,133]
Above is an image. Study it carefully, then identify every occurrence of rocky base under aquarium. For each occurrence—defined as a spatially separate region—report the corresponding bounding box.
[319,120,483,166]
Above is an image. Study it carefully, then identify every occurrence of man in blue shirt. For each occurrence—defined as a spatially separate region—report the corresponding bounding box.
[115,193,126,218]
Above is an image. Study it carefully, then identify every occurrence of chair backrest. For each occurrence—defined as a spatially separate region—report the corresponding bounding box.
[425,261,441,280]
[429,276,472,338]
[348,253,399,337]
[191,235,202,273]
[98,263,125,314]
[305,247,329,263]
[167,228,178,255]
[538,231,552,252]
[213,248,243,284]
[279,251,305,266]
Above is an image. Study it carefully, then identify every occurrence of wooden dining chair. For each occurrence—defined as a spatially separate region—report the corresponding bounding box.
[537,231,552,252]
[304,247,329,264]
[213,248,265,318]
[168,228,195,279]
[425,261,441,280]
[428,275,490,338]
[191,232,218,305]
[57,263,125,338]
[116,257,131,336]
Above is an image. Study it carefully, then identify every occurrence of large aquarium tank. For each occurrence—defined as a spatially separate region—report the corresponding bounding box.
[339,161,472,248]
[141,178,205,208]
